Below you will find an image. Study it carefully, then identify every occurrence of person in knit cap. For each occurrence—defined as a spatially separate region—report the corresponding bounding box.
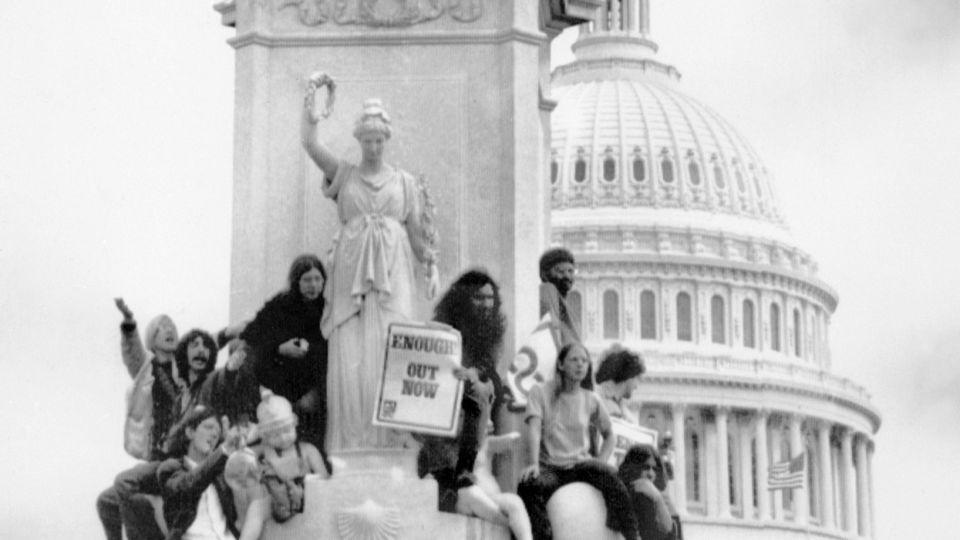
[538,247,581,347]
[595,345,646,424]
[256,394,329,524]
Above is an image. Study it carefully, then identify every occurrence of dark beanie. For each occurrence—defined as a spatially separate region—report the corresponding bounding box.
[539,247,575,281]
[596,347,645,383]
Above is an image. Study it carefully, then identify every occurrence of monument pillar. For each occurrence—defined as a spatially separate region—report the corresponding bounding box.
[216,0,603,347]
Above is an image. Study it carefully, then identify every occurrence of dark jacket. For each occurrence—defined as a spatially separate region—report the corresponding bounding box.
[157,448,239,540]
[240,291,326,402]
[197,364,260,427]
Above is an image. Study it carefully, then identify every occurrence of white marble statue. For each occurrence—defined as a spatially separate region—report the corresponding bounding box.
[300,72,440,452]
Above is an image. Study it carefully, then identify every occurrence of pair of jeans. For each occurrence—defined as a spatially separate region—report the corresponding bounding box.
[517,460,638,540]
[95,462,165,540]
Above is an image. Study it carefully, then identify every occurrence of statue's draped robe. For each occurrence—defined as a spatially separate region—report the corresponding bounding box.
[321,160,429,451]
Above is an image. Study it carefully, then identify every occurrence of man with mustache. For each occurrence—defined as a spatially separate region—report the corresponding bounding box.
[539,248,581,347]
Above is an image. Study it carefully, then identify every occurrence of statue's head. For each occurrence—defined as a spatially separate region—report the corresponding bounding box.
[353,99,392,164]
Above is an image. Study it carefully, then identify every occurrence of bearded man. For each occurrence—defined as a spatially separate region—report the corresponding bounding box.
[538,247,580,347]
[419,269,509,513]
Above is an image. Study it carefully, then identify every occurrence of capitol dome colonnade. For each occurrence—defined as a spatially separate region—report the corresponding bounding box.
[548,2,879,539]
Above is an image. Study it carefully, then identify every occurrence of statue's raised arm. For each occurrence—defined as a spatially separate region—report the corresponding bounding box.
[300,72,339,180]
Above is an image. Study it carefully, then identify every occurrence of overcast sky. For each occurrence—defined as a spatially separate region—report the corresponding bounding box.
[1,1,958,538]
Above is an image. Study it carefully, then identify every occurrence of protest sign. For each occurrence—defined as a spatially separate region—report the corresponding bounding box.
[609,418,659,467]
[373,322,464,437]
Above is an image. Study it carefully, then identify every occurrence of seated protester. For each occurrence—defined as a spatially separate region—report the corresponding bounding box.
[416,270,530,539]
[158,406,245,540]
[231,394,330,540]
[241,254,328,451]
[418,271,512,499]
[618,445,675,540]
[517,343,639,540]
[594,345,645,424]
[256,395,328,521]
[98,302,229,540]
[198,340,261,429]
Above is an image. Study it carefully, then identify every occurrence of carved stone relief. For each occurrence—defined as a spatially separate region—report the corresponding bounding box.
[280,0,482,27]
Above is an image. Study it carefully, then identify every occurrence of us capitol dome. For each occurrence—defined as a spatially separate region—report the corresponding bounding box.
[547,2,879,538]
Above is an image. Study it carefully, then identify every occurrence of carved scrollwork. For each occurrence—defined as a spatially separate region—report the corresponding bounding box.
[281,0,481,27]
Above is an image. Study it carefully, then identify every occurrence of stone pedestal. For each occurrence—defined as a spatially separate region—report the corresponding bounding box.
[214,0,588,355]
[263,449,510,539]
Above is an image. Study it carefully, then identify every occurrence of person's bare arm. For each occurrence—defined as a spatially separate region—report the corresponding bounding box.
[519,416,541,481]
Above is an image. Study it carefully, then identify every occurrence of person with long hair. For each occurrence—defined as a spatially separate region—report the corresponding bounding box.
[418,270,532,539]
[241,254,328,452]
[300,74,440,451]
[618,445,676,540]
[157,406,245,540]
[517,343,638,540]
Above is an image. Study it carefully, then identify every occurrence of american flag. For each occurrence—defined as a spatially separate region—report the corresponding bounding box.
[767,452,806,490]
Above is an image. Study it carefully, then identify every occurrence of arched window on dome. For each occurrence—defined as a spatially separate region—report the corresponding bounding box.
[568,290,582,333]
[743,299,756,348]
[574,147,587,183]
[632,147,646,182]
[770,303,781,352]
[751,164,764,198]
[640,290,656,340]
[660,148,675,183]
[602,147,617,182]
[677,292,693,342]
[793,308,802,357]
[686,150,701,186]
[603,290,620,339]
[711,295,726,344]
[734,159,746,192]
[711,154,725,189]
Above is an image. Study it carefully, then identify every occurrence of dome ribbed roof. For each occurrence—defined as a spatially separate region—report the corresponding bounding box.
[550,13,786,232]
[551,77,783,226]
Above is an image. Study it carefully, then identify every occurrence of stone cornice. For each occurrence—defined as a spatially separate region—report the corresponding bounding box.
[226,27,547,49]
[625,353,880,433]
[572,253,838,313]
[552,56,681,83]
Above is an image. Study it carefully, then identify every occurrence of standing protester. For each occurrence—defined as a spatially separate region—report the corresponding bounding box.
[241,254,328,453]
[538,248,580,347]
[517,343,638,540]
[97,300,181,540]
[419,270,532,539]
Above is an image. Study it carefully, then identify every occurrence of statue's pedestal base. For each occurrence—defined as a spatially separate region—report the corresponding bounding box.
[262,449,510,539]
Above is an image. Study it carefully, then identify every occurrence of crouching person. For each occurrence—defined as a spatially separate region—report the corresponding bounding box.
[158,406,245,540]
[517,343,638,540]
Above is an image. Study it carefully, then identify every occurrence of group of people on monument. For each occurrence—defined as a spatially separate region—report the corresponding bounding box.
[96,73,681,540]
